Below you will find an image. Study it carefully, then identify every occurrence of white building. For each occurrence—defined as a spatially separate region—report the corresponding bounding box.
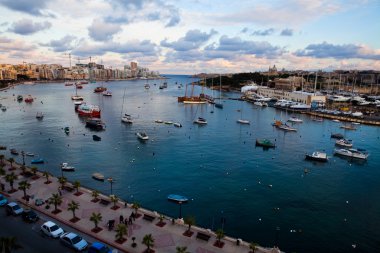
[257,87,326,105]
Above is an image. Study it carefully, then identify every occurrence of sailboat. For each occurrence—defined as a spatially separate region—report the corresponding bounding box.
[237,103,250,124]
[215,74,223,109]
[144,80,150,89]
[178,78,206,104]
[71,84,84,101]
[120,87,133,124]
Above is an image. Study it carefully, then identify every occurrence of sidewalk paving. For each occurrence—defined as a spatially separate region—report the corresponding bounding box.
[0,159,282,253]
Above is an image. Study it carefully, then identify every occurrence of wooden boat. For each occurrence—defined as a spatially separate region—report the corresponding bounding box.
[167,194,188,203]
[136,132,149,141]
[256,139,276,148]
[92,173,105,182]
[31,158,44,164]
[92,135,101,141]
[10,149,19,155]
[61,163,75,172]
[305,152,328,162]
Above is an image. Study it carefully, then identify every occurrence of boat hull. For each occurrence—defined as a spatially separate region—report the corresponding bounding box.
[305,154,328,162]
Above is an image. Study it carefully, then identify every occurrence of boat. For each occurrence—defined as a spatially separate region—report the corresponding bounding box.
[92,173,105,182]
[288,117,303,123]
[71,95,84,101]
[25,152,34,157]
[121,114,133,124]
[164,121,173,125]
[178,83,206,104]
[193,117,207,125]
[340,124,356,130]
[75,84,83,89]
[65,82,74,86]
[256,139,275,148]
[311,117,324,122]
[85,118,105,130]
[17,95,23,102]
[24,95,34,103]
[1,106,6,112]
[0,146,7,150]
[272,120,297,131]
[332,119,340,123]
[36,112,44,119]
[254,101,267,107]
[335,139,353,148]
[215,74,223,109]
[237,119,250,124]
[167,194,188,203]
[173,122,182,127]
[77,104,101,118]
[331,133,344,139]
[102,91,112,96]
[329,95,351,102]
[92,135,101,141]
[74,101,83,111]
[290,103,311,110]
[94,86,107,93]
[136,132,149,141]
[305,152,328,162]
[10,149,19,155]
[155,120,163,123]
[144,83,150,89]
[334,148,368,160]
[61,163,75,172]
[64,127,70,134]
[352,111,363,117]
[31,158,44,164]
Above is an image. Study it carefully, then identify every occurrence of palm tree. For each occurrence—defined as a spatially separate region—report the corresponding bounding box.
[90,212,102,229]
[184,216,195,233]
[20,165,27,175]
[67,200,80,219]
[0,154,4,165]
[249,242,259,253]
[142,234,154,252]
[0,166,5,189]
[115,223,128,242]
[42,171,50,183]
[73,180,80,194]
[176,246,189,253]
[216,229,224,245]
[58,176,67,189]
[132,202,140,215]
[5,172,17,191]
[110,195,119,208]
[7,158,14,168]
[91,190,99,201]
[0,236,22,253]
[49,193,63,212]
[18,180,31,200]
[30,166,38,177]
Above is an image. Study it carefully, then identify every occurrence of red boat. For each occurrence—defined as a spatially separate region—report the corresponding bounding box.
[76,84,83,89]
[94,87,107,93]
[25,95,34,103]
[77,103,101,118]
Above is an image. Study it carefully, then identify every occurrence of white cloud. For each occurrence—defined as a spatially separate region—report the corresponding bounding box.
[88,18,121,42]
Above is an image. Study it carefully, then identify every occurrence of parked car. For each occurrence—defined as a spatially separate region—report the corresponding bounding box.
[87,242,112,253]
[0,194,8,206]
[40,221,64,238]
[60,232,88,251]
[35,198,45,206]
[22,209,39,222]
[5,202,24,215]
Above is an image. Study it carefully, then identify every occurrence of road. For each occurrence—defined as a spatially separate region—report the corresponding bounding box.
[0,204,115,253]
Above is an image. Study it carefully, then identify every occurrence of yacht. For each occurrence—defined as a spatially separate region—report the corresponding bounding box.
[335,139,353,148]
[193,117,207,125]
[121,114,133,124]
[305,151,328,162]
[334,148,368,160]
[329,95,351,102]
[288,117,303,123]
[136,132,149,141]
[290,103,311,110]
[237,119,250,124]
[61,163,75,172]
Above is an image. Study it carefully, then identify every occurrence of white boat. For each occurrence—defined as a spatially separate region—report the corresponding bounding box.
[332,119,340,123]
[144,83,150,89]
[173,123,182,127]
[358,101,370,106]
[329,95,351,102]
[334,148,368,160]
[352,111,363,117]
[290,103,311,110]
[237,119,250,124]
[136,132,149,140]
[164,121,173,125]
[36,112,44,119]
[254,101,265,106]
[102,91,112,96]
[121,114,133,124]
[277,124,297,131]
[61,163,75,172]
[71,95,84,101]
[155,120,163,123]
[25,152,34,157]
[193,117,207,125]
[305,151,328,162]
[335,139,353,148]
[92,173,105,181]
[288,117,303,123]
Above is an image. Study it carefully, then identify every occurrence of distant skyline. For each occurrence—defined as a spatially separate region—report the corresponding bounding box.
[0,0,379,74]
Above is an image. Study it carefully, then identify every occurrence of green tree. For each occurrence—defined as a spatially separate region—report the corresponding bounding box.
[42,171,50,183]
[90,212,102,229]
[115,224,128,242]
[142,234,154,251]
[176,246,189,253]
[5,172,17,191]
[7,158,14,168]
[67,200,80,219]
[58,176,67,189]
[30,166,38,176]
[20,165,27,175]
[132,202,140,215]
[249,242,259,253]
[73,180,80,193]
[49,193,63,212]
[0,236,22,253]
[216,229,224,244]
[18,180,31,200]
[91,190,99,201]
[110,195,119,208]
[184,216,195,232]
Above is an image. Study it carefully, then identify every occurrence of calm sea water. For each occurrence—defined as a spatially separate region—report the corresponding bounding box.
[1,75,380,252]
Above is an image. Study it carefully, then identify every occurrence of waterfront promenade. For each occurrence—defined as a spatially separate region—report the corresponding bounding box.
[0,159,281,253]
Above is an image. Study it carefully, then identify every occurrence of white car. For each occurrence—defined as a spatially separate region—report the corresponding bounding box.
[41,221,64,238]
[60,232,88,251]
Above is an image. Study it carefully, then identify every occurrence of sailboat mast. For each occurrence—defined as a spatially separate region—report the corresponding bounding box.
[314,72,318,94]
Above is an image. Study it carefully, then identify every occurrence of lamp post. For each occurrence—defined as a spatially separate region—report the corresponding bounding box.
[107,177,114,195]
[178,201,182,219]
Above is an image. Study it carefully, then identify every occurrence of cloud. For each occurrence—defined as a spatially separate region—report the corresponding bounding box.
[0,36,36,52]
[0,0,54,17]
[8,19,51,35]
[280,28,293,36]
[88,18,121,42]
[104,16,128,24]
[251,28,274,36]
[161,29,217,51]
[165,10,180,27]
[240,27,249,33]
[295,42,380,60]
[40,35,77,52]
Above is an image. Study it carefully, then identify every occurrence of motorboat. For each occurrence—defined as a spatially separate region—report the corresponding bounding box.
[254,101,265,106]
[329,95,351,102]
[17,95,23,102]
[74,101,83,111]
[94,86,107,93]
[305,151,328,162]
[334,148,368,160]
[136,132,149,141]
[85,118,105,130]
[71,95,84,101]
[340,124,356,130]
[352,111,363,117]
[173,123,182,127]
[61,163,75,172]
[92,135,101,141]
[290,103,311,110]
[25,152,34,157]
[78,104,101,118]
[335,139,353,148]
[288,117,303,123]
[65,82,74,86]
[331,133,344,139]
[167,194,188,203]
[255,139,275,148]
[31,158,44,164]
[237,119,250,124]
[1,106,6,112]
[64,127,70,135]
[155,120,163,123]
[121,114,133,124]
[102,91,112,96]
[10,149,19,155]
[311,117,324,122]
[92,173,105,182]
[24,95,34,103]
[36,112,44,119]
[144,84,150,89]
[164,121,173,125]
[193,117,207,125]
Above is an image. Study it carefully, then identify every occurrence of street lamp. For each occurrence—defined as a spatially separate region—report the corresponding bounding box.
[178,201,182,219]
[107,177,114,195]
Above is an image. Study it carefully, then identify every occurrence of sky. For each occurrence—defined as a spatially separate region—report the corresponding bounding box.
[0,0,379,74]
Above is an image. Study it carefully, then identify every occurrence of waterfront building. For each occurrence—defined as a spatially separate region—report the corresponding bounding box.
[257,87,326,105]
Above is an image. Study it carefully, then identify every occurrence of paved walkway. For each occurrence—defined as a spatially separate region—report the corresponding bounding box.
[0,159,282,253]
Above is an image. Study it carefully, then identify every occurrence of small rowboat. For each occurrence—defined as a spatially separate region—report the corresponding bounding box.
[92,173,105,182]
[167,194,188,203]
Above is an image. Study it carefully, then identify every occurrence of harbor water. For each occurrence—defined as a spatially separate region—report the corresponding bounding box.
[1,75,380,252]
